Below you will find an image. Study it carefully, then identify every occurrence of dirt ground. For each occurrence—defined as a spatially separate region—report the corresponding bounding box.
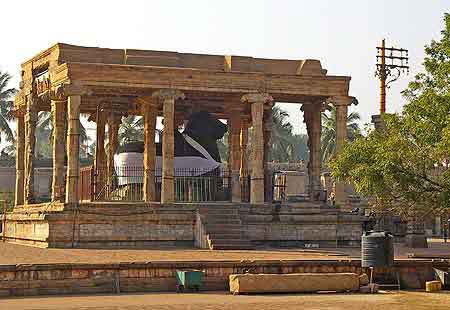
[0,242,351,264]
[1,240,450,265]
[1,291,450,310]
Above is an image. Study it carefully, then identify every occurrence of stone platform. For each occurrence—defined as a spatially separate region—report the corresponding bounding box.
[0,258,446,297]
[2,202,366,249]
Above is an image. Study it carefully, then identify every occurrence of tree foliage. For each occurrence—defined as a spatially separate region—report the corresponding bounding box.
[35,112,89,158]
[0,71,16,144]
[321,106,361,164]
[330,14,450,217]
[217,106,309,163]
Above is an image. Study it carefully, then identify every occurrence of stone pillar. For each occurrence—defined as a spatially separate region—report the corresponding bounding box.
[228,107,241,202]
[153,89,185,204]
[333,97,351,206]
[65,95,81,203]
[107,113,120,190]
[24,96,37,205]
[143,100,157,202]
[14,110,25,206]
[303,104,322,201]
[405,216,428,248]
[263,107,273,202]
[51,99,66,202]
[240,119,249,202]
[242,93,273,204]
[94,110,107,196]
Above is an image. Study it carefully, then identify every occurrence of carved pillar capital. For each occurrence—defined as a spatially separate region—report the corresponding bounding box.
[53,83,92,98]
[152,89,185,101]
[241,93,273,105]
[328,95,353,107]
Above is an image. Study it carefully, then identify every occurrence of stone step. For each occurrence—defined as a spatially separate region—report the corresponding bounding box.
[205,224,242,231]
[200,208,239,216]
[197,207,252,250]
[205,219,241,225]
[208,231,242,240]
[210,239,253,250]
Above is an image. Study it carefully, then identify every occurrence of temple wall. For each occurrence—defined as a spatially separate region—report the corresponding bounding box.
[3,203,365,249]
[240,204,364,248]
[0,167,53,199]
[0,259,442,297]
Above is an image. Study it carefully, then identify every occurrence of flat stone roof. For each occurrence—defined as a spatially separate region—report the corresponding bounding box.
[24,43,329,77]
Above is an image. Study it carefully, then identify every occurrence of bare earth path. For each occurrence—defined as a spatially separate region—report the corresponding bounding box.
[0,242,351,264]
[1,291,450,310]
[1,240,450,265]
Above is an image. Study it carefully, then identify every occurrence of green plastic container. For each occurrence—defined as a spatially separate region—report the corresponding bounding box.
[176,270,204,292]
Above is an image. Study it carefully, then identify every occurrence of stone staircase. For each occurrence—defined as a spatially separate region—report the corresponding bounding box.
[195,206,252,250]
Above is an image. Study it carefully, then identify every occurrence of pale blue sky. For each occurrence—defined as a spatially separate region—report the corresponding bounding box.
[1,0,448,138]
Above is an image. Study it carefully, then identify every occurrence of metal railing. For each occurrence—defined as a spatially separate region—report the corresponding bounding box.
[272,171,287,202]
[79,166,287,203]
[79,166,94,201]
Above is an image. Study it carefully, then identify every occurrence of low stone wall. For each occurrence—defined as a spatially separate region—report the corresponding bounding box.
[0,259,444,297]
[4,203,196,248]
[3,202,365,248]
[241,204,365,248]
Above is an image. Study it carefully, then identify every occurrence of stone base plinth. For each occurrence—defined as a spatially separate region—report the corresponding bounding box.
[405,234,428,248]
[3,202,195,248]
[240,202,366,248]
[3,202,366,249]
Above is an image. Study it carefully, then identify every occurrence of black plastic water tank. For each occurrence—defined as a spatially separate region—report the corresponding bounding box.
[361,231,394,267]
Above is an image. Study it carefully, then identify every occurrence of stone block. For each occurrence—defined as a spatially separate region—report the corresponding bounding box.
[229,273,360,294]
[405,234,428,248]
[0,271,16,281]
[71,269,89,279]
[426,280,442,292]
[359,283,379,293]
[359,273,369,286]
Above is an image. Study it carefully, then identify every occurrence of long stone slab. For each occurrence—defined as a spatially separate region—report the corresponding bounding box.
[229,273,360,294]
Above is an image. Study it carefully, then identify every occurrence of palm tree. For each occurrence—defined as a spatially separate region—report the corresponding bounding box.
[217,106,308,163]
[119,116,144,144]
[271,106,297,162]
[36,111,89,157]
[321,106,361,164]
[0,71,17,144]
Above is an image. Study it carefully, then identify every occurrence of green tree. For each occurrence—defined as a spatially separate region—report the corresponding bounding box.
[36,111,89,158]
[321,106,361,164]
[217,106,309,163]
[0,71,16,144]
[119,116,144,145]
[330,14,450,216]
[289,133,309,161]
[271,106,297,162]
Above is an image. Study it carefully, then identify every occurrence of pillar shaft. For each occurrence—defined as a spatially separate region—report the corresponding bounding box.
[65,95,81,203]
[51,100,66,202]
[94,110,107,196]
[240,120,249,202]
[162,97,175,203]
[263,108,273,202]
[107,114,120,190]
[143,103,157,202]
[304,104,322,201]
[153,89,185,204]
[24,97,37,205]
[251,101,264,203]
[14,113,25,206]
[228,109,241,202]
[333,98,350,206]
[242,93,273,204]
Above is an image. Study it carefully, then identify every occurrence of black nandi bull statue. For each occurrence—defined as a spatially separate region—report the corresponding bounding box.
[113,111,228,201]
